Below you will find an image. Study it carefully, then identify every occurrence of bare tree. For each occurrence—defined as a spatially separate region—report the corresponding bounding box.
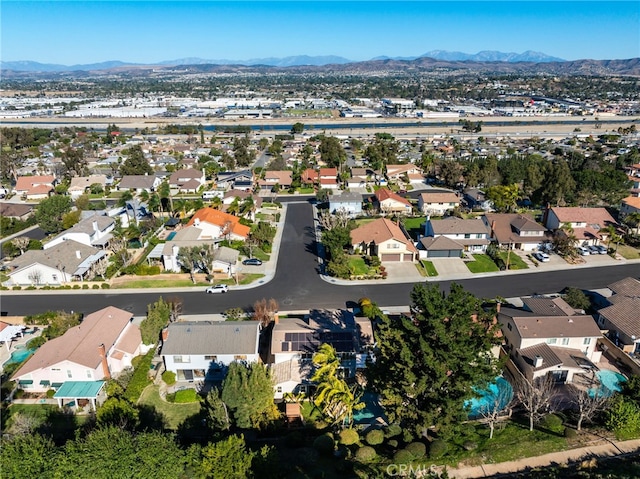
[8,412,40,436]
[27,269,42,286]
[166,296,183,323]
[318,209,351,231]
[253,297,279,327]
[566,383,610,431]
[514,374,556,431]
[89,257,109,281]
[11,237,30,255]
[478,384,514,439]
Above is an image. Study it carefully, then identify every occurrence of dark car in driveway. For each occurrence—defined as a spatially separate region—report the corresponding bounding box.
[242,258,263,266]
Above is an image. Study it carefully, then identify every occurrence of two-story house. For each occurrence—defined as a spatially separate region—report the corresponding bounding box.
[499,298,602,384]
[374,188,413,215]
[169,168,206,193]
[484,213,548,251]
[258,170,293,191]
[350,217,417,262]
[597,277,640,354]
[420,217,491,258]
[329,192,363,217]
[269,310,374,399]
[319,168,340,190]
[14,175,55,199]
[543,207,618,247]
[161,321,260,381]
[44,214,115,250]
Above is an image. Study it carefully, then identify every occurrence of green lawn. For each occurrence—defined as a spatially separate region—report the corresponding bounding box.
[354,218,377,227]
[3,404,89,441]
[617,244,640,260]
[466,254,500,273]
[348,256,370,276]
[249,248,270,261]
[297,187,315,194]
[138,385,201,430]
[418,260,439,277]
[112,279,210,288]
[498,251,529,270]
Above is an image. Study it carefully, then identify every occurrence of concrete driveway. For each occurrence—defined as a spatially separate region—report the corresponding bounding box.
[383,261,424,283]
[428,258,471,276]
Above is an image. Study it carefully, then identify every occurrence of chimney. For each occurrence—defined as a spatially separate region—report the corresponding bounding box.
[92,219,99,232]
[76,250,81,259]
[542,203,551,227]
[490,220,496,239]
[161,328,169,342]
[533,355,543,368]
[98,344,111,379]
[274,311,279,324]
[496,302,501,313]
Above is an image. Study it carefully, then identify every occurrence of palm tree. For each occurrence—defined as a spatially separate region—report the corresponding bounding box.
[313,376,364,427]
[623,212,640,238]
[158,180,173,217]
[312,343,341,383]
[227,197,240,216]
[117,190,135,226]
[239,196,255,218]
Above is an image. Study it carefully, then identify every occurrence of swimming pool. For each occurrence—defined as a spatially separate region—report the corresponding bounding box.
[4,347,36,366]
[352,392,386,424]
[589,369,626,397]
[465,377,514,419]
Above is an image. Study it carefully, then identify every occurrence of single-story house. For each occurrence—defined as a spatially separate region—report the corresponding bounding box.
[186,207,250,241]
[258,170,293,191]
[374,188,413,215]
[161,321,261,381]
[0,203,34,221]
[14,175,55,199]
[68,174,107,199]
[117,175,161,193]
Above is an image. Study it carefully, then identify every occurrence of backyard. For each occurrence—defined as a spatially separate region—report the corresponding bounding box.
[138,385,201,430]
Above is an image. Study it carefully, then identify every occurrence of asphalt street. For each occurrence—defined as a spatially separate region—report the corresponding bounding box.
[2,201,639,316]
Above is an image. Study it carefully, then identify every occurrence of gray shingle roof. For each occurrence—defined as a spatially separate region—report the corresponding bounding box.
[431,218,489,235]
[9,240,102,275]
[162,321,259,355]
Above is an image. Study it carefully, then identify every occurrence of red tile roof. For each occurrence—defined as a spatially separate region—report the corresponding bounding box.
[375,187,412,207]
[187,207,250,238]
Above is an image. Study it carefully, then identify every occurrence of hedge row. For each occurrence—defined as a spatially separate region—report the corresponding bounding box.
[123,349,155,402]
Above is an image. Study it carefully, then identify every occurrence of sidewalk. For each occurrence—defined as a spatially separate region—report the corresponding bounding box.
[447,438,640,478]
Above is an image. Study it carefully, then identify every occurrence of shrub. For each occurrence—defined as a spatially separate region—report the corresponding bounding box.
[406,441,426,459]
[26,336,46,349]
[564,427,578,438]
[46,389,55,398]
[174,389,199,403]
[123,350,154,402]
[355,446,377,463]
[73,285,81,289]
[162,370,176,386]
[165,392,176,403]
[429,439,448,458]
[12,286,21,290]
[82,284,89,289]
[541,413,564,431]
[285,431,305,448]
[14,389,25,399]
[393,449,414,464]
[384,423,402,438]
[463,440,478,451]
[339,428,360,446]
[365,429,384,446]
[92,284,100,289]
[312,434,335,456]
[101,283,110,289]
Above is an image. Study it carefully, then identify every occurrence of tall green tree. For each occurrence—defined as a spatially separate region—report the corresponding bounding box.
[119,145,152,176]
[140,297,171,344]
[198,434,254,479]
[221,362,280,429]
[367,283,501,440]
[35,195,72,234]
[319,136,347,170]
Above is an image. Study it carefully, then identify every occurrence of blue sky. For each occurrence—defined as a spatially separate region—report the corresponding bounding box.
[2,1,639,64]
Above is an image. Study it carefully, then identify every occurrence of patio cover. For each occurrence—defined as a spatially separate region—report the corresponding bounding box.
[54,381,105,411]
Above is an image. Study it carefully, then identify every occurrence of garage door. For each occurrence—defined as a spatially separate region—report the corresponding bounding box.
[428,250,453,258]
[381,253,401,261]
[403,253,414,261]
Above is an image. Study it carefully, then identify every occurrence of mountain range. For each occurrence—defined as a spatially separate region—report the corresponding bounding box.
[1,50,565,72]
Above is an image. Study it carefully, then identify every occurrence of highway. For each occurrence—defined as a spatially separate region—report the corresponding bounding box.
[2,201,639,317]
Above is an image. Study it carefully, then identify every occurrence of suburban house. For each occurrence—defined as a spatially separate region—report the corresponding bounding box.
[68,174,107,199]
[270,310,374,399]
[596,277,640,354]
[498,298,603,383]
[0,203,34,221]
[160,231,239,275]
[483,213,548,251]
[420,217,491,258]
[161,321,260,381]
[329,192,363,217]
[169,168,205,193]
[621,195,640,218]
[543,207,618,247]
[117,174,161,193]
[385,164,424,183]
[319,168,340,189]
[463,188,493,211]
[11,306,143,394]
[350,217,418,262]
[374,188,413,215]
[216,170,254,191]
[186,207,250,241]
[301,168,319,186]
[4,240,107,286]
[258,170,293,191]
[44,214,115,250]
[14,175,55,199]
[417,191,460,216]
[346,167,369,189]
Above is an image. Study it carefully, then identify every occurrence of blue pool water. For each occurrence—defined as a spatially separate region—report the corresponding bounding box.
[589,370,626,397]
[465,377,514,419]
[5,348,36,366]
[352,392,386,424]
[166,232,176,240]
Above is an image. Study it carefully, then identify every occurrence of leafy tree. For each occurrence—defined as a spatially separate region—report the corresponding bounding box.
[221,362,280,429]
[291,122,305,134]
[119,145,152,176]
[11,236,30,255]
[484,184,520,213]
[96,397,139,430]
[201,387,231,434]
[319,135,347,170]
[322,225,352,260]
[1,434,57,479]
[562,287,591,311]
[140,297,171,344]
[233,135,254,167]
[35,195,72,234]
[62,209,82,230]
[367,283,501,440]
[198,434,254,479]
[250,221,276,250]
[61,146,88,179]
[540,160,575,206]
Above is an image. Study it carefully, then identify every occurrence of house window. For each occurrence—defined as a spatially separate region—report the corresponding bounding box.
[52,274,58,282]
[204,355,217,361]
[66,370,73,378]
[276,386,283,393]
[464,234,471,239]
[86,370,92,379]
[388,243,399,249]
[546,338,557,345]
[234,355,247,361]
[583,338,592,345]
[507,323,512,331]
[476,234,483,239]
[173,355,190,364]
[561,338,570,346]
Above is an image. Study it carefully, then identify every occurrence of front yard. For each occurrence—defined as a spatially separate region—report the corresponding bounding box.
[465,254,500,273]
[497,251,529,270]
